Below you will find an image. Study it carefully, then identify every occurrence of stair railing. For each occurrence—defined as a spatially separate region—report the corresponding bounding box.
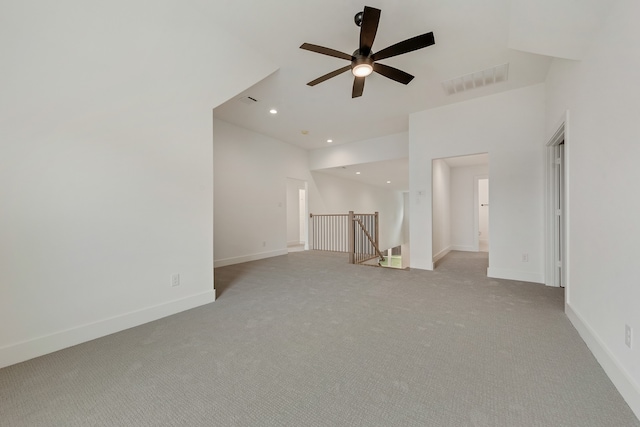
[349,211,385,264]
[309,213,349,253]
[351,217,384,264]
[309,211,383,265]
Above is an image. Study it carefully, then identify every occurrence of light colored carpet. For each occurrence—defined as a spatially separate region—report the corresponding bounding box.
[1,251,638,426]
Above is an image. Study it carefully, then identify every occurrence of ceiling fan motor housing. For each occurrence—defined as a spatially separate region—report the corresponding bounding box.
[352,50,373,63]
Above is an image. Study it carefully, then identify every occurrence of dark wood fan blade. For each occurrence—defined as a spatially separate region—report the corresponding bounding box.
[307,65,352,86]
[352,76,365,98]
[359,6,381,56]
[373,63,414,85]
[300,43,353,61]
[371,32,435,62]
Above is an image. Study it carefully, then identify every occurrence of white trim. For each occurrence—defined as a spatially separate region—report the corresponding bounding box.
[304,181,310,251]
[214,249,288,268]
[487,267,544,284]
[473,176,479,252]
[0,291,215,369]
[544,135,556,287]
[450,245,476,252]
[563,112,571,301]
[544,111,570,290]
[433,246,451,263]
[473,174,489,252]
[566,303,640,419]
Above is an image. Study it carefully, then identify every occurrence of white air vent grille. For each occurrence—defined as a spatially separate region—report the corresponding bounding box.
[237,96,259,105]
[442,63,509,95]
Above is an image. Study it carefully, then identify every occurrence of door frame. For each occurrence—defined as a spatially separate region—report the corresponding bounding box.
[473,175,489,252]
[544,111,570,294]
[285,178,309,250]
[298,188,308,249]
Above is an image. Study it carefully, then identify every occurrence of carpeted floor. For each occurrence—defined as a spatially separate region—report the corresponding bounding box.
[1,251,638,426]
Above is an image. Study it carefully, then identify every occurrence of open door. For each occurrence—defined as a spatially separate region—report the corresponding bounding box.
[553,142,565,287]
[298,189,307,247]
[545,120,567,288]
[478,178,489,252]
[286,178,308,252]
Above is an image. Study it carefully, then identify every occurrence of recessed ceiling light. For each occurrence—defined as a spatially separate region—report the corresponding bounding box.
[269,109,278,114]
[327,139,333,143]
[386,181,391,184]
[356,172,361,175]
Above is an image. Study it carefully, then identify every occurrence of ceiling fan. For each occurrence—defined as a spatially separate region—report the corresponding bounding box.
[300,6,435,98]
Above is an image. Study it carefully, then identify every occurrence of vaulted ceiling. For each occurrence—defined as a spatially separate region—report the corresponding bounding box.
[209,0,615,186]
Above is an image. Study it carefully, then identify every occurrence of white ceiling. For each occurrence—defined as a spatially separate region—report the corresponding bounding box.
[316,153,489,193]
[208,0,614,188]
[315,158,410,192]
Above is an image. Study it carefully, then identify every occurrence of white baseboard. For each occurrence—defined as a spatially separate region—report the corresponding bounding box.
[487,267,544,284]
[566,303,640,420]
[451,245,476,252]
[214,249,288,268]
[0,290,215,369]
[432,246,451,263]
[408,258,434,271]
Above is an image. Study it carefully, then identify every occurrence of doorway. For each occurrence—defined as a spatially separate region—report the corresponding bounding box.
[286,178,308,252]
[298,189,306,245]
[545,121,567,288]
[476,177,489,252]
[432,153,489,267]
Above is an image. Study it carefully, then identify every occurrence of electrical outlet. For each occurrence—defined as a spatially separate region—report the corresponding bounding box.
[171,274,180,287]
[522,253,529,262]
[625,324,633,349]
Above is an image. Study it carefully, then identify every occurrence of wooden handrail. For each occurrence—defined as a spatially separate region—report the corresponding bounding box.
[309,211,384,265]
[353,217,385,261]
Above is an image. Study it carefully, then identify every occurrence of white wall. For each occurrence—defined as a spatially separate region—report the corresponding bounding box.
[306,132,408,252]
[309,132,408,171]
[431,159,451,261]
[213,119,406,264]
[286,178,306,245]
[213,119,310,267]
[402,192,410,244]
[450,164,490,251]
[508,0,616,60]
[409,84,545,281]
[545,0,640,416]
[478,178,490,250]
[310,172,405,252]
[0,1,278,368]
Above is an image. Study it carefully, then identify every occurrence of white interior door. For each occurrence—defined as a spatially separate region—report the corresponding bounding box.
[554,143,565,287]
[286,178,308,250]
[545,120,567,289]
[478,178,489,252]
[298,189,306,244]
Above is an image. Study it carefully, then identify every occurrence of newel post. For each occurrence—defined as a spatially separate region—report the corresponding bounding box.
[348,211,355,264]
[375,212,379,250]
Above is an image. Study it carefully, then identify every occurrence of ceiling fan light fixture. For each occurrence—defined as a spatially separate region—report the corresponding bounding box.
[352,63,373,77]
